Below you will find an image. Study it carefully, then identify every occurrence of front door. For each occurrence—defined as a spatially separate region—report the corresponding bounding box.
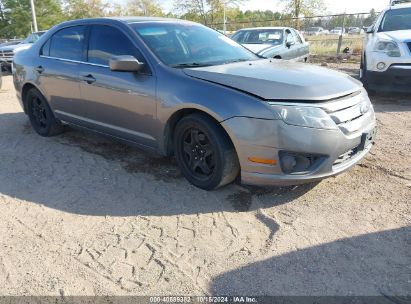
[78,24,157,148]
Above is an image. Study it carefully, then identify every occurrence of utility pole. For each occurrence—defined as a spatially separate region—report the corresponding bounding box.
[336,12,346,56]
[30,0,38,32]
[223,1,227,34]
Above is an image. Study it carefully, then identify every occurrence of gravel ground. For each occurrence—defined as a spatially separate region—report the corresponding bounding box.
[0,71,410,296]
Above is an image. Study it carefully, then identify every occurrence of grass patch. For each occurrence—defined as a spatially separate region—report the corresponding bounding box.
[305,35,364,56]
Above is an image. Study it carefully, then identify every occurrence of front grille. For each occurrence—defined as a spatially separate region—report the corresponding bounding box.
[318,91,372,135]
[333,146,360,167]
[0,50,14,58]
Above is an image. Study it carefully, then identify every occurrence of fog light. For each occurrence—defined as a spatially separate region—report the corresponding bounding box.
[279,151,325,175]
[281,155,297,173]
[377,62,386,70]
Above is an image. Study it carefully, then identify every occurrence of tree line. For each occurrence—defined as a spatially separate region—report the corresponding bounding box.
[0,0,378,39]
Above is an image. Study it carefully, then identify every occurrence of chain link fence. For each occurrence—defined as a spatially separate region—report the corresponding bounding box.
[208,12,380,57]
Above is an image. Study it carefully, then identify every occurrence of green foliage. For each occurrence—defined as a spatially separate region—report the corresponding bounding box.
[62,0,110,19]
[0,0,65,38]
[125,0,164,17]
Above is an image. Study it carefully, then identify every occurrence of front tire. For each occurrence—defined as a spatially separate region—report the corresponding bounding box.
[360,55,376,96]
[26,88,63,137]
[174,113,240,190]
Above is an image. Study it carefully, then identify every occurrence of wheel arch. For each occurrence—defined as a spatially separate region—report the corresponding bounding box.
[162,107,235,157]
[21,82,45,114]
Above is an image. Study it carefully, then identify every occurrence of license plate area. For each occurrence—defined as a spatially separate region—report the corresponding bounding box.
[359,128,376,151]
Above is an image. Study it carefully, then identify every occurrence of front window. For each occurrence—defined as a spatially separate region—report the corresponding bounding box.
[232,29,284,45]
[131,22,258,67]
[379,7,411,32]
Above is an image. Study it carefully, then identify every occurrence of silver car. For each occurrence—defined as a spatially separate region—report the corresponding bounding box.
[13,17,376,190]
[0,31,46,72]
[231,27,309,61]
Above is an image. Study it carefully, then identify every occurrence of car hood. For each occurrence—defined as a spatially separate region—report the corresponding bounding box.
[242,43,279,54]
[378,30,411,42]
[183,59,362,101]
[0,43,30,52]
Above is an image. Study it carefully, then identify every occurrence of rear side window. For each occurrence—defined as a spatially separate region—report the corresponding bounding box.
[88,25,140,66]
[48,26,85,61]
[41,39,51,56]
[291,29,303,44]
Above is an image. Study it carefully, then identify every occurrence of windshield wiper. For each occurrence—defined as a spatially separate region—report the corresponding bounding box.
[171,63,210,68]
[222,58,252,64]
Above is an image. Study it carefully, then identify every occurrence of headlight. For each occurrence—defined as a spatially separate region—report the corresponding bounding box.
[269,104,338,130]
[374,39,401,57]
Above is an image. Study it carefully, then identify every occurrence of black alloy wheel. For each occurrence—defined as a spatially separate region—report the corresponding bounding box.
[174,113,240,190]
[26,88,63,137]
[181,127,215,179]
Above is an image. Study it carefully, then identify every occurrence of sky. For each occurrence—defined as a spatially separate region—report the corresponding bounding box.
[152,0,389,14]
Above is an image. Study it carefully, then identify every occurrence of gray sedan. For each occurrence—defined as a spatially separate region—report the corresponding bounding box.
[231,27,310,61]
[13,18,375,190]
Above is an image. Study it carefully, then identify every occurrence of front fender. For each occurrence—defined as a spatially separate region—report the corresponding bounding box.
[154,69,277,154]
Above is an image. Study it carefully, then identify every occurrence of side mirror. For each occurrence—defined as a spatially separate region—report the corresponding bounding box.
[109,55,144,72]
[286,38,295,48]
[365,26,374,34]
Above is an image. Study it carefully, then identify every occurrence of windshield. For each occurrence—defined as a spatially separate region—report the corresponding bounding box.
[380,7,411,31]
[232,29,284,45]
[23,32,45,44]
[132,22,258,67]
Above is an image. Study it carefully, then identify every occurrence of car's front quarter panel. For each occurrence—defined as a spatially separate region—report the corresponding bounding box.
[155,68,279,154]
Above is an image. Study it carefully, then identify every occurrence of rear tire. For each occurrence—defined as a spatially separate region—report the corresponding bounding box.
[173,113,240,190]
[26,88,63,137]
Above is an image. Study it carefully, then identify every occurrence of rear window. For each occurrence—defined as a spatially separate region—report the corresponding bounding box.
[46,26,85,61]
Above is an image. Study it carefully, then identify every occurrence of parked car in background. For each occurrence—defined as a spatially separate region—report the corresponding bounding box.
[14,17,376,190]
[0,31,45,71]
[0,39,23,48]
[330,27,346,35]
[348,27,364,35]
[306,27,326,36]
[361,1,411,93]
[231,27,309,61]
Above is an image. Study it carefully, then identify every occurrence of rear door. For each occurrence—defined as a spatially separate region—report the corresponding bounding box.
[78,24,157,148]
[38,26,86,119]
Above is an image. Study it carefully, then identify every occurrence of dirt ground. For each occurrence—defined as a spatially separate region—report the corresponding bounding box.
[0,71,410,296]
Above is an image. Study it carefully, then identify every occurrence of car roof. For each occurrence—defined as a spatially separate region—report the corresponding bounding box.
[387,2,411,10]
[50,17,197,30]
[108,16,184,23]
[237,27,288,31]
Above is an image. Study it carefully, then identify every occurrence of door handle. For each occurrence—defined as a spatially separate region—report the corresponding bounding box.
[81,74,96,84]
[35,66,44,74]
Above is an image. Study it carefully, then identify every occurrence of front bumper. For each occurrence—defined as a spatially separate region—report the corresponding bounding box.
[222,110,376,186]
[367,65,411,93]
